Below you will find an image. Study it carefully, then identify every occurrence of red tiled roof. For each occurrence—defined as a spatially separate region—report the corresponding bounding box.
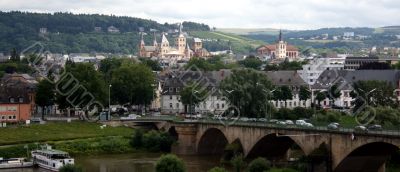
[257,44,298,51]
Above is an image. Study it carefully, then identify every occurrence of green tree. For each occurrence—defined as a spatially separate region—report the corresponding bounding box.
[130,129,144,148]
[230,154,245,172]
[55,62,107,116]
[140,58,162,71]
[180,83,207,114]
[327,84,341,106]
[238,55,262,70]
[299,86,311,102]
[59,164,82,172]
[247,157,271,172]
[208,167,228,172]
[315,91,327,106]
[274,86,293,108]
[35,79,55,118]
[111,63,155,113]
[220,69,274,118]
[156,154,186,172]
[351,80,397,112]
[10,48,20,62]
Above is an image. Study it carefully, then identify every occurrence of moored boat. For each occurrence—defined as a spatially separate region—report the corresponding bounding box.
[0,157,33,169]
[31,145,74,171]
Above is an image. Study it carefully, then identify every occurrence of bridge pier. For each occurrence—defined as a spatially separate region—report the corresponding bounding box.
[172,124,198,155]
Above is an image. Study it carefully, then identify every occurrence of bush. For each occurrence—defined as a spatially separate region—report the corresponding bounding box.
[247,157,271,172]
[230,154,245,172]
[130,129,144,148]
[59,164,82,172]
[208,167,228,172]
[156,154,186,172]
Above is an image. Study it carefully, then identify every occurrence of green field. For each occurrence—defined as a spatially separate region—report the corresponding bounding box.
[189,31,265,53]
[0,122,133,146]
[217,28,279,35]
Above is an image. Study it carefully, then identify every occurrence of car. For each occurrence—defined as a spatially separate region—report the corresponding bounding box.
[354,125,368,133]
[285,120,294,125]
[368,124,382,131]
[296,120,306,125]
[327,123,339,130]
[269,119,278,123]
[240,117,249,122]
[329,122,340,127]
[304,123,314,128]
[258,118,267,122]
[276,121,286,125]
[249,118,257,122]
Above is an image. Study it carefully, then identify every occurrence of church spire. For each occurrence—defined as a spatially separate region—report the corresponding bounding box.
[140,32,145,46]
[153,32,158,47]
[278,29,283,42]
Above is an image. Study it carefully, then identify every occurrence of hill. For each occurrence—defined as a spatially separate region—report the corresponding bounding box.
[189,31,265,54]
[0,11,210,54]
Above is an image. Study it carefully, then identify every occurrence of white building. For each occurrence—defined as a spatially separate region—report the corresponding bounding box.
[160,70,231,115]
[298,56,346,85]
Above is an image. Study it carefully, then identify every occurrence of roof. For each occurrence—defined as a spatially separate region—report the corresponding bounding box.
[265,71,307,86]
[143,46,156,52]
[193,38,202,43]
[258,44,298,52]
[35,149,69,155]
[312,70,400,90]
[161,33,169,44]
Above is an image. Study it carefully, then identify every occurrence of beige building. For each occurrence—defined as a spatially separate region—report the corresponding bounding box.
[257,30,299,59]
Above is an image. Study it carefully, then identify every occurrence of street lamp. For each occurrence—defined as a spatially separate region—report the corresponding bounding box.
[109,84,112,117]
[190,90,199,120]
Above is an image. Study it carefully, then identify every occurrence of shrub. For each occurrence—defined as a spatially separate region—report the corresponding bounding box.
[59,164,82,172]
[208,167,228,172]
[247,157,271,172]
[230,154,245,172]
[130,129,144,148]
[156,154,186,172]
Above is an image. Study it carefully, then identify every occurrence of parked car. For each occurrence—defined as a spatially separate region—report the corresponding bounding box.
[285,120,294,125]
[240,117,249,122]
[354,125,368,133]
[269,119,278,123]
[258,118,267,122]
[304,123,314,128]
[276,121,286,125]
[296,120,306,125]
[368,124,382,131]
[327,123,339,130]
[330,122,340,127]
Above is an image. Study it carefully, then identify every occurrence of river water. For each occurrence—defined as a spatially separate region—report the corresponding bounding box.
[0,153,221,172]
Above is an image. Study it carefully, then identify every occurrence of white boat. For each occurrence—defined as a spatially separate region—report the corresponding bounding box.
[31,146,74,171]
[0,157,33,169]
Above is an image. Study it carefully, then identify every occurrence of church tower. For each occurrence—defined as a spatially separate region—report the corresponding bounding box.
[175,23,186,54]
[160,33,170,57]
[153,32,158,47]
[276,30,287,59]
[138,33,145,57]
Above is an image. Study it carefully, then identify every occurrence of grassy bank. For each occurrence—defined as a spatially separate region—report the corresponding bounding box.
[0,122,133,146]
[0,136,135,158]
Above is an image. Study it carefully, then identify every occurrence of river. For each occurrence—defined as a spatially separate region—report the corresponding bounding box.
[0,153,221,172]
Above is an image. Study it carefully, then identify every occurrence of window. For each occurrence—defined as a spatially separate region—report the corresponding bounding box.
[12,115,16,119]
[176,103,179,108]
[19,97,23,103]
[1,116,4,119]
[222,104,225,108]
[169,103,173,108]
[8,115,12,119]
[176,87,179,93]
[9,98,14,103]
[169,87,173,92]
[216,103,220,109]
[170,96,173,100]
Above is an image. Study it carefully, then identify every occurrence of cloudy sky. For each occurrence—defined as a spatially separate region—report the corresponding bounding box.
[0,0,399,29]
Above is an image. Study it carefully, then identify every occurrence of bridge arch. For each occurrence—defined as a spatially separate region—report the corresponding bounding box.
[334,142,399,172]
[246,133,307,162]
[197,128,229,155]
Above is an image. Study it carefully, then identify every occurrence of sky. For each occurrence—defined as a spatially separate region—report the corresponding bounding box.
[0,0,399,30]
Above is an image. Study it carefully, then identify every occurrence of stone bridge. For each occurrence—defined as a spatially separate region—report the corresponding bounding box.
[106,119,400,172]
[168,122,400,172]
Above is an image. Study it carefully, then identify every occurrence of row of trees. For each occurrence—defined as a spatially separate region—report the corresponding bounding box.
[35,57,156,117]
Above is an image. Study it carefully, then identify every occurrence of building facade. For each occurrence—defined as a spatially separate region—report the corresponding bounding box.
[298,57,345,85]
[257,30,299,59]
[0,74,37,123]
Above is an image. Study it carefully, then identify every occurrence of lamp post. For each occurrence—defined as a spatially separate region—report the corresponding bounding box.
[190,90,199,120]
[109,84,112,118]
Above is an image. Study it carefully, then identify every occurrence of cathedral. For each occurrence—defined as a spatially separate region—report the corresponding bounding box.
[257,30,299,59]
[138,25,209,62]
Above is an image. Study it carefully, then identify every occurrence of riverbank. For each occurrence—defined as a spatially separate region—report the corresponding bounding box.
[0,121,136,158]
[0,121,133,146]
